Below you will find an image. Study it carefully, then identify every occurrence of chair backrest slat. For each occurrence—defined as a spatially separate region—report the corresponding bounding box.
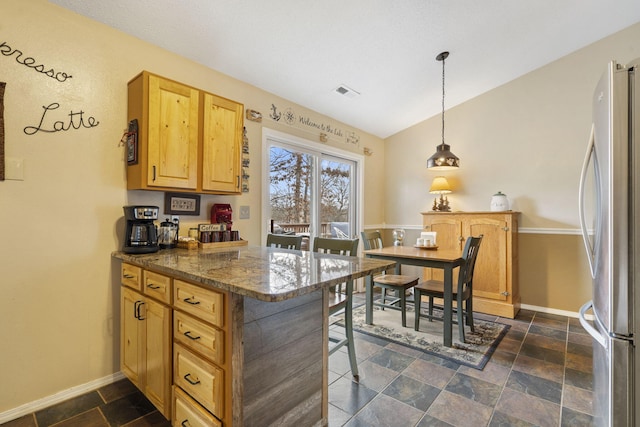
[360,230,384,250]
[458,235,483,291]
[312,237,359,256]
[266,233,303,250]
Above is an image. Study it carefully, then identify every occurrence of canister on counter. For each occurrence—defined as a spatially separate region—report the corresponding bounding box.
[200,231,212,242]
[188,228,199,240]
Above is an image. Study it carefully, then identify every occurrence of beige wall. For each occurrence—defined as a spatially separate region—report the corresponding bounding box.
[384,23,640,313]
[0,0,384,415]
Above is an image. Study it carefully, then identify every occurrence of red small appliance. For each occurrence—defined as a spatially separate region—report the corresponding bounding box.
[211,204,233,230]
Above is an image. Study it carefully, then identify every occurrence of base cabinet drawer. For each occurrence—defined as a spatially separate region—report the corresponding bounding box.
[173,386,222,427]
[143,270,171,304]
[174,280,224,328]
[121,263,142,290]
[174,344,224,419]
[174,311,224,365]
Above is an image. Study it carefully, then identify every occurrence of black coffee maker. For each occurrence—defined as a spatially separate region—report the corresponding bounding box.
[123,206,159,254]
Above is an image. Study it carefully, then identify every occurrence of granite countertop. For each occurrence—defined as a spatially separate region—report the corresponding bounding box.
[113,246,395,302]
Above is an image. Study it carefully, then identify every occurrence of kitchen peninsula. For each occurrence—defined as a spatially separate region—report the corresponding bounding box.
[112,246,395,427]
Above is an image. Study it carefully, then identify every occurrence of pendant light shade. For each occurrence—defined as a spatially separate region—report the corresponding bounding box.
[427,51,460,170]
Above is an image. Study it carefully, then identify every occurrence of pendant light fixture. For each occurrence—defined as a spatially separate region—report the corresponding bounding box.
[427,51,460,170]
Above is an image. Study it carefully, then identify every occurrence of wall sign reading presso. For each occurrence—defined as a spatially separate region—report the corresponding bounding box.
[0,41,72,83]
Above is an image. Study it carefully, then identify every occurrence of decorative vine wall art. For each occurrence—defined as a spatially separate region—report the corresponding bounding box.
[0,41,72,82]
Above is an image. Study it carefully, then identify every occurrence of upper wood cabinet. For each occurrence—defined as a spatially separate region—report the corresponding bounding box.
[127,71,243,194]
[201,93,243,193]
[421,211,520,318]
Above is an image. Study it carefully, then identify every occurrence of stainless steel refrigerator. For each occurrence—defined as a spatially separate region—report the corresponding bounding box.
[579,58,640,426]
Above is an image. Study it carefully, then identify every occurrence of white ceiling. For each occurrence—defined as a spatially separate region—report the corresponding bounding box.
[49,0,640,138]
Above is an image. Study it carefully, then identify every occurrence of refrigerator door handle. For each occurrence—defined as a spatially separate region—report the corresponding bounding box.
[578,123,598,278]
[579,300,606,348]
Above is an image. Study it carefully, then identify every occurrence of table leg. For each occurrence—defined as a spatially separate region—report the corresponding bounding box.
[365,273,373,324]
[443,266,453,347]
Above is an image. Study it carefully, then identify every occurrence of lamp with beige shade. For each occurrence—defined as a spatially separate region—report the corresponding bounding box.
[430,176,452,212]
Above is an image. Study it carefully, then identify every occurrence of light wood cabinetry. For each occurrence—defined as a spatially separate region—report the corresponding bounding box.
[121,263,231,425]
[173,386,222,427]
[117,257,330,426]
[120,265,172,418]
[127,71,243,194]
[201,93,243,193]
[421,211,520,318]
[172,280,230,425]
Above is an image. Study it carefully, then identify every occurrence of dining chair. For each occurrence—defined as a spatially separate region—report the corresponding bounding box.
[360,231,420,328]
[312,237,360,380]
[414,235,483,343]
[266,233,303,250]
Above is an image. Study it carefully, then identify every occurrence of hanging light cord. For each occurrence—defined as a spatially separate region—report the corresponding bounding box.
[440,54,446,147]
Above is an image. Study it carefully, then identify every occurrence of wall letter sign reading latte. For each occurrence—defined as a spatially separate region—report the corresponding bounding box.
[0,41,72,82]
[23,102,99,135]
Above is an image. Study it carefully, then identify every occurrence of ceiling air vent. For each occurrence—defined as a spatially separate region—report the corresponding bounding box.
[334,84,360,99]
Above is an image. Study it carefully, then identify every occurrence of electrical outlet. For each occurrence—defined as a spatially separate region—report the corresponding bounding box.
[171,215,180,224]
[5,157,24,181]
[239,206,250,219]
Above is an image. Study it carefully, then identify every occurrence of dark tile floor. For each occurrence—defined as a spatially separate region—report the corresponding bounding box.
[328,305,594,427]
[1,307,593,427]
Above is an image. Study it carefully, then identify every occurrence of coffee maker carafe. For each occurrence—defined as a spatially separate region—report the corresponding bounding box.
[123,206,159,254]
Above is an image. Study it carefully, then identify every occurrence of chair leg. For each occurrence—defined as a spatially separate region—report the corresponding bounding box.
[428,296,434,321]
[344,286,359,380]
[400,290,406,327]
[380,287,386,310]
[414,290,422,331]
[457,295,466,343]
[467,299,475,332]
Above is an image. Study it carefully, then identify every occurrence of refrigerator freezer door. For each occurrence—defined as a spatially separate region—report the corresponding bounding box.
[589,61,632,336]
[580,301,633,426]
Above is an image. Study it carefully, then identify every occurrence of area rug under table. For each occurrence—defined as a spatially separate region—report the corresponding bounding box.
[339,303,510,370]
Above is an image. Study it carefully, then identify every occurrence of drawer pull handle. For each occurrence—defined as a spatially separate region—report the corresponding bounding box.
[147,283,161,290]
[181,420,191,427]
[184,373,201,385]
[123,274,134,279]
[184,297,201,305]
[184,331,201,341]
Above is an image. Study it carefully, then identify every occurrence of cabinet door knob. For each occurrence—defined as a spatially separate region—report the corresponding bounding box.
[123,274,134,279]
[181,420,191,427]
[147,283,161,290]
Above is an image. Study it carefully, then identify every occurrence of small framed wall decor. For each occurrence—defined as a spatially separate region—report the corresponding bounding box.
[164,192,201,216]
[126,119,138,165]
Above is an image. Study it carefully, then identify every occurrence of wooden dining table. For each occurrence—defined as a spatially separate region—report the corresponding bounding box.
[363,245,464,347]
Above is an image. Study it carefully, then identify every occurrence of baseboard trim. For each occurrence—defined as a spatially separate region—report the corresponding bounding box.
[520,303,594,320]
[0,371,126,424]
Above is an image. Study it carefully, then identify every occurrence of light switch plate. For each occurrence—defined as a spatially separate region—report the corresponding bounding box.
[5,158,24,180]
[239,205,250,219]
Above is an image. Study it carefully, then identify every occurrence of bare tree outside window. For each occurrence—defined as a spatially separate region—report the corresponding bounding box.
[270,146,352,236]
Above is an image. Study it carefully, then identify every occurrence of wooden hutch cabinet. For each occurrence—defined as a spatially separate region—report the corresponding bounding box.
[421,211,520,318]
[127,71,243,194]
